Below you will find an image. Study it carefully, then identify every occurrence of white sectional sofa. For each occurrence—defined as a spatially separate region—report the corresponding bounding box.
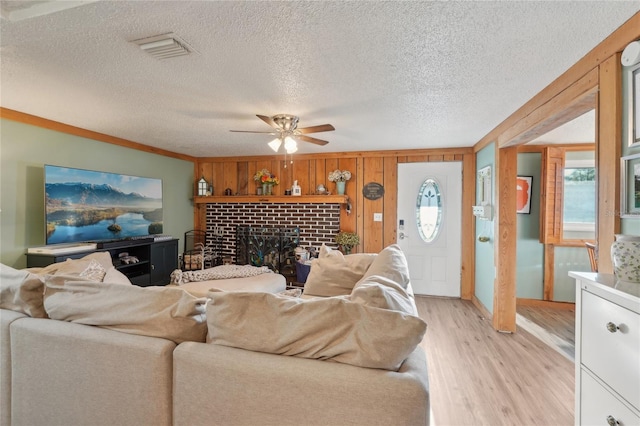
[0,244,430,426]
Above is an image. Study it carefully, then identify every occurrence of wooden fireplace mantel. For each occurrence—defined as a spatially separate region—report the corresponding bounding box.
[193,195,349,204]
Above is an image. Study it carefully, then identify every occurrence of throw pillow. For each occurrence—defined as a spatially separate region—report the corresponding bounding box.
[43,275,207,343]
[78,259,107,282]
[206,291,426,371]
[37,252,115,278]
[0,264,47,318]
[350,275,418,316]
[302,244,377,297]
[359,244,410,289]
[102,267,133,285]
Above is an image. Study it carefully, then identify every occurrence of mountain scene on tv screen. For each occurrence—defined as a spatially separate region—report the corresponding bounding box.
[46,179,163,244]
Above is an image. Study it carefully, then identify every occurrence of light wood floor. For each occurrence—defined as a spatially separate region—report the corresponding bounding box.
[415,297,574,426]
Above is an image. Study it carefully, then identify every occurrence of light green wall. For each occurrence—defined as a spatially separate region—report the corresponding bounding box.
[516,152,544,299]
[474,142,495,313]
[0,119,195,268]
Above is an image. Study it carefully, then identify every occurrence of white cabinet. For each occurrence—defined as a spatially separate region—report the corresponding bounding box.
[570,272,640,426]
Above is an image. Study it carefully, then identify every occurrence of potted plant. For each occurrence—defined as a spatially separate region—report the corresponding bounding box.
[335,231,359,254]
[328,169,352,195]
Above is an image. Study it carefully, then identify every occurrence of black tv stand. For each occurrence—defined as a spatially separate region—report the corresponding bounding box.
[26,238,178,286]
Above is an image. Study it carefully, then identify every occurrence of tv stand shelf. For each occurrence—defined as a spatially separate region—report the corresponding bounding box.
[26,239,178,286]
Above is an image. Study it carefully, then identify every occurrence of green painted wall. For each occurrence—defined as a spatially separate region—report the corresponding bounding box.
[0,119,195,268]
[516,152,544,299]
[474,142,495,313]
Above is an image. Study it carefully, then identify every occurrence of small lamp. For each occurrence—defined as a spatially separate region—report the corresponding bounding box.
[198,177,208,196]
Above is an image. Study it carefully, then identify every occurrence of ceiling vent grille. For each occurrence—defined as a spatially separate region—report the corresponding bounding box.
[131,33,195,60]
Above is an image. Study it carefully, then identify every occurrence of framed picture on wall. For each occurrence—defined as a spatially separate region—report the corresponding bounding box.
[628,62,640,147]
[516,176,533,214]
[621,153,640,218]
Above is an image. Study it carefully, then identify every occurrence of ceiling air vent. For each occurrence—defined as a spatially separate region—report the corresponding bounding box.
[131,33,195,60]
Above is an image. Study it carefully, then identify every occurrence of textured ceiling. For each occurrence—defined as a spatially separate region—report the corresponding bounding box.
[1,1,638,157]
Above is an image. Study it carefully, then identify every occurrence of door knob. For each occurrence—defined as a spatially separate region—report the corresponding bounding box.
[399,232,408,240]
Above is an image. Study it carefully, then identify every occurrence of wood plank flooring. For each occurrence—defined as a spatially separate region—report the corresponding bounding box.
[415,296,574,426]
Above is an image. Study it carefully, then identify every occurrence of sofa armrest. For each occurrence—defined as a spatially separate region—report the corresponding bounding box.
[10,318,175,426]
[1,309,27,426]
[173,342,429,426]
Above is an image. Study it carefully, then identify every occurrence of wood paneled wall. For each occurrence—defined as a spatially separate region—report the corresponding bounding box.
[195,148,476,298]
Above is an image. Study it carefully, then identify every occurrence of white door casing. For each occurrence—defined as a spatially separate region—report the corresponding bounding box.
[397,162,462,297]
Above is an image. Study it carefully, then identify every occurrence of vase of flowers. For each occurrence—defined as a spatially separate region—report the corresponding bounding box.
[254,169,279,195]
[335,231,359,255]
[328,169,351,195]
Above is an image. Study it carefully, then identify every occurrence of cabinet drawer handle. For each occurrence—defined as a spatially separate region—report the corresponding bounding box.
[606,322,619,333]
[606,415,618,426]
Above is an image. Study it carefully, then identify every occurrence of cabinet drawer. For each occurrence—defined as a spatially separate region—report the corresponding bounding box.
[581,290,640,410]
[581,369,640,426]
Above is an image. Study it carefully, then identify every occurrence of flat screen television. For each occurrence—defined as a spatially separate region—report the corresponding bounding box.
[44,165,163,245]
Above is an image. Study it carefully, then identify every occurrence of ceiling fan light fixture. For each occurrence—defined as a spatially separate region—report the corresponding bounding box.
[284,136,298,154]
[268,138,282,152]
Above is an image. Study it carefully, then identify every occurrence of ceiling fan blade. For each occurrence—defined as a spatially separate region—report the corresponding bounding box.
[229,130,277,134]
[296,124,335,134]
[297,134,329,146]
[256,114,279,129]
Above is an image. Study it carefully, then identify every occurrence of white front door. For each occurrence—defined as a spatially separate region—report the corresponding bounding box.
[397,162,462,297]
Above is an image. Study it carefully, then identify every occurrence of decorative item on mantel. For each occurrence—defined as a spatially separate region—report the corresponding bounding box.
[198,177,209,196]
[336,231,359,255]
[611,234,640,283]
[328,169,351,195]
[254,168,279,195]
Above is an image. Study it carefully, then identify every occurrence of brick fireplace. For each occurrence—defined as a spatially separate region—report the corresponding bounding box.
[204,202,342,260]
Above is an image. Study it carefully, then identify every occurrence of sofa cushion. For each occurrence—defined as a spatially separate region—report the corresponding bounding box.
[302,245,377,297]
[43,275,207,343]
[206,291,426,371]
[0,264,47,318]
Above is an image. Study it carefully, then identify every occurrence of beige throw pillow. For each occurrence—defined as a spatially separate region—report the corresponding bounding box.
[44,275,207,343]
[302,245,377,297]
[78,259,107,281]
[351,276,417,316]
[0,264,47,318]
[206,291,426,371]
[360,244,410,289]
[350,244,417,315]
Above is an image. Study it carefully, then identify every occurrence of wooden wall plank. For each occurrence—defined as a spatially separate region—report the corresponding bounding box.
[362,157,385,253]
[237,162,249,195]
[461,154,475,300]
[383,156,398,247]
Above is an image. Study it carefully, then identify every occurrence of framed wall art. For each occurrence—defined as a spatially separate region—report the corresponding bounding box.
[628,62,640,147]
[620,153,640,218]
[516,176,533,214]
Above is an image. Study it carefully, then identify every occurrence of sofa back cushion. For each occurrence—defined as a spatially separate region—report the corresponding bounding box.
[206,291,426,371]
[302,245,377,297]
[44,275,207,343]
[0,264,47,318]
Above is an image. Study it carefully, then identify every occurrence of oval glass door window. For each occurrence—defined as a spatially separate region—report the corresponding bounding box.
[416,178,442,243]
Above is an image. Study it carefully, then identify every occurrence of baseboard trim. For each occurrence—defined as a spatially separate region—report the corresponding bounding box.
[517,298,575,310]
[471,296,493,321]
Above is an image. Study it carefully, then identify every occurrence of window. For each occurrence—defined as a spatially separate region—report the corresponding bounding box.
[541,147,595,244]
[416,178,442,243]
[563,159,595,240]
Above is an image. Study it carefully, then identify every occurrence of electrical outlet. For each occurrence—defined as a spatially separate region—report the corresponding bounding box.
[373,213,383,222]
